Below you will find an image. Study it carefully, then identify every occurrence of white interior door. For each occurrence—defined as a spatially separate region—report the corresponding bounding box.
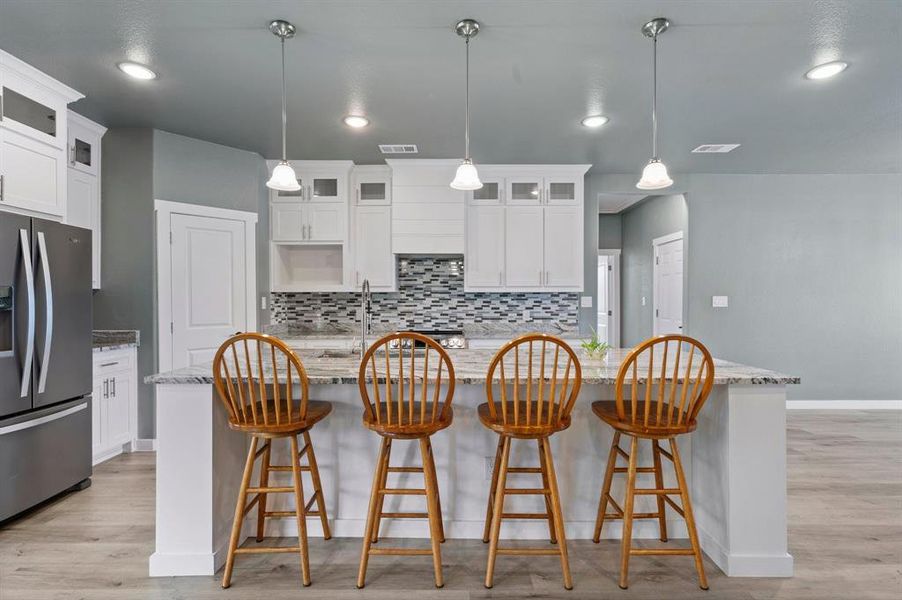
[597,255,610,343]
[170,213,249,369]
[653,233,684,335]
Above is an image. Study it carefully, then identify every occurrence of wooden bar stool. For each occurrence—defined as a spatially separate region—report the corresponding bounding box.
[480,334,582,590]
[356,332,455,589]
[591,334,714,590]
[212,333,332,588]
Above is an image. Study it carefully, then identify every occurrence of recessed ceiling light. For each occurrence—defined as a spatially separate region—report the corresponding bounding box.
[343,115,370,128]
[805,61,848,80]
[581,115,609,128]
[117,62,157,80]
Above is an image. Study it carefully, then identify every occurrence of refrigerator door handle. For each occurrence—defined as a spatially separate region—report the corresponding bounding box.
[36,231,53,394]
[19,229,35,398]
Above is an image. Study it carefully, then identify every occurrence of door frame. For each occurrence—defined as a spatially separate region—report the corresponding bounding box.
[154,199,257,373]
[652,230,684,336]
[597,249,621,347]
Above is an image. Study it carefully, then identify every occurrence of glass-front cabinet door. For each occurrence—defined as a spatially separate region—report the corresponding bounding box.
[311,176,340,201]
[271,176,305,201]
[469,177,504,205]
[506,178,542,205]
[543,176,579,205]
[352,165,391,206]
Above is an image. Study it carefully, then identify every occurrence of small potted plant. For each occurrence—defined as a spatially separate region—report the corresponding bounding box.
[581,328,612,361]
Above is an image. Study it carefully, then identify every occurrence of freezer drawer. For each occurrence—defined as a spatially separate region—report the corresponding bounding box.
[0,398,91,522]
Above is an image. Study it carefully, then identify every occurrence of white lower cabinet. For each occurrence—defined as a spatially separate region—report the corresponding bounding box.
[353,204,395,290]
[92,347,138,465]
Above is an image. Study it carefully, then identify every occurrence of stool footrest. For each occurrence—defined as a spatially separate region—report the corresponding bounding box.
[247,486,294,494]
[379,488,426,496]
[386,466,423,473]
[266,465,311,472]
[635,488,681,495]
[503,488,549,495]
[234,546,302,555]
[501,512,552,519]
[380,512,429,518]
[604,512,663,520]
[613,467,656,473]
[496,547,561,556]
[630,548,695,556]
[368,547,433,556]
[507,467,543,474]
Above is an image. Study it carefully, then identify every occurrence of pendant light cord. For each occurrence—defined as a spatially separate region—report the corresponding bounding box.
[464,35,471,161]
[280,35,287,162]
[651,33,658,160]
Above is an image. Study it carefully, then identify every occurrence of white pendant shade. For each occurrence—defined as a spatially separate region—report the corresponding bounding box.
[266,161,301,191]
[636,159,673,190]
[450,160,483,191]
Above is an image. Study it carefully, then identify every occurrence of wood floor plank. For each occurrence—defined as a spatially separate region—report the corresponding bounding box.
[0,410,900,599]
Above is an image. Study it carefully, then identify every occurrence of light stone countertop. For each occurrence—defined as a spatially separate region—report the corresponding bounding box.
[145,346,799,386]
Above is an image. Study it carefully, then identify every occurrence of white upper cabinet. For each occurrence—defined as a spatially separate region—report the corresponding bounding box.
[505,205,545,287]
[0,50,83,219]
[354,204,395,291]
[65,111,106,289]
[543,204,583,288]
[465,204,505,288]
[307,202,345,241]
[462,165,589,292]
[353,165,391,206]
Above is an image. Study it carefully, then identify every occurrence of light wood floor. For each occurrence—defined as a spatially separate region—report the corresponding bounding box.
[1,411,900,599]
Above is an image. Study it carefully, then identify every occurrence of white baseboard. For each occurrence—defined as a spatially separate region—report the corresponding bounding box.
[787,400,902,410]
[133,438,158,451]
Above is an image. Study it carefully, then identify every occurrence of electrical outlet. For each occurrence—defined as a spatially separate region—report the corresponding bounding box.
[484,456,495,480]
[260,295,268,310]
[580,295,593,308]
[641,296,647,306]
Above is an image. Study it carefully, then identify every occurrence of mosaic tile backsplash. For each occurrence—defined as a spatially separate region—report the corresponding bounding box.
[271,256,579,330]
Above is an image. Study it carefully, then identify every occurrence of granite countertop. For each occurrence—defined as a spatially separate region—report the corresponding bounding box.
[145,346,799,386]
[93,330,140,351]
[263,322,582,341]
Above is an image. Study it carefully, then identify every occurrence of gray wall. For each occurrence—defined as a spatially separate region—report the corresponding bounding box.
[598,214,622,249]
[95,129,267,438]
[94,129,155,437]
[685,174,902,401]
[620,194,688,346]
[583,172,902,402]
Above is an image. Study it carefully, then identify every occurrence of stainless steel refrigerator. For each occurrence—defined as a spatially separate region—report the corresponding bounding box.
[0,215,92,522]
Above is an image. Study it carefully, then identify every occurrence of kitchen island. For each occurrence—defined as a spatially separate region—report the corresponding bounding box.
[145,346,798,579]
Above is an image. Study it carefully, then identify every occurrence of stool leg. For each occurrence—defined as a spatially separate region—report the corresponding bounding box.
[357,437,390,589]
[420,437,444,588]
[303,431,332,540]
[424,437,445,543]
[541,437,573,590]
[670,437,709,590]
[289,434,311,587]
[593,432,621,543]
[222,436,258,588]
[484,435,511,589]
[481,435,504,543]
[371,438,392,543]
[255,439,271,542]
[618,435,639,590]
[537,438,558,544]
[652,439,669,542]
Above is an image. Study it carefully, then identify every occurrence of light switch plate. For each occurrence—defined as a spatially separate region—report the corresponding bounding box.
[580,296,593,308]
[712,295,729,308]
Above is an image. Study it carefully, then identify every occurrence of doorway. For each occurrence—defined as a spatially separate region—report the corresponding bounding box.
[597,251,621,346]
[155,200,257,372]
[652,231,683,336]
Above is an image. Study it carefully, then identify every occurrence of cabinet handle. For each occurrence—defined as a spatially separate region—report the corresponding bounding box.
[100,361,119,368]
[307,224,312,239]
[0,174,4,202]
[103,378,109,399]
[546,270,550,285]
[111,377,116,398]
[498,271,502,285]
[356,187,360,204]
[538,270,543,285]
[70,145,77,166]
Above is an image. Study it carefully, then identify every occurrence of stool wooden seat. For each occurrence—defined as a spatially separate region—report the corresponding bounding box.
[591,334,714,590]
[480,334,582,590]
[356,332,455,589]
[212,333,332,589]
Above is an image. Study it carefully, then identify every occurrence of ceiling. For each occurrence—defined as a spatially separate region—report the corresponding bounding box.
[1,0,900,174]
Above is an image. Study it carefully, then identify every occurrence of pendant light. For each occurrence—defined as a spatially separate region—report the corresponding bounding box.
[636,17,674,191]
[450,19,483,191]
[266,19,301,192]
